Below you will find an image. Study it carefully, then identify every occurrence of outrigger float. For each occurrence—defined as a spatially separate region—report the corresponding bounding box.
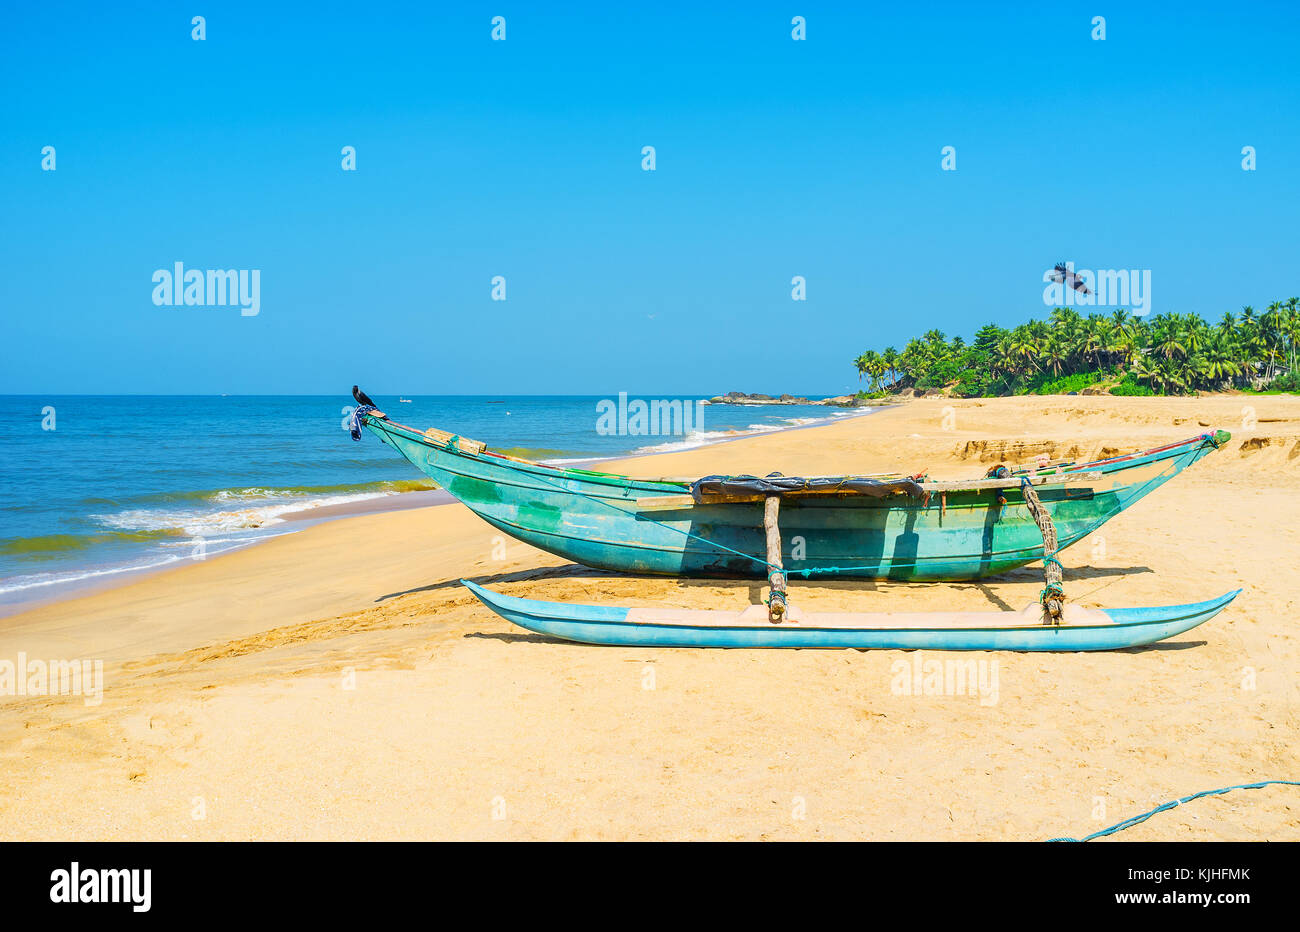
[351,387,1242,650]
[461,581,1242,651]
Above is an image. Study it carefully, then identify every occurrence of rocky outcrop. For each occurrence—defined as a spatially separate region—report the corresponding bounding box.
[705,391,867,407]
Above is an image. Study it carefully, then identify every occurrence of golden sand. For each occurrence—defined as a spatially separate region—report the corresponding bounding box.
[1,395,1297,840]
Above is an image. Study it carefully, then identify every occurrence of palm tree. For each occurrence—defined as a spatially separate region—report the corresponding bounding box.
[1041,337,1068,376]
[993,335,1019,380]
[900,338,928,385]
[1079,315,1106,369]
[854,351,874,386]
[1148,358,1186,394]
[852,297,1297,398]
[1132,355,1159,390]
[881,346,899,388]
[1009,326,1040,374]
[1151,315,1187,361]
[1203,338,1242,388]
[1283,299,1299,377]
[1261,302,1285,380]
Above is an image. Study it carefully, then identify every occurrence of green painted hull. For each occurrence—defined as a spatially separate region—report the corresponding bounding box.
[362,415,1226,581]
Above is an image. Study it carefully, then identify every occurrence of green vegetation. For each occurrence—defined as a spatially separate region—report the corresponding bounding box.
[1110,377,1156,397]
[853,300,1300,397]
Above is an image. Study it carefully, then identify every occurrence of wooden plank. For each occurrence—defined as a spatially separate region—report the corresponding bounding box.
[919,472,1102,492]
[634,494,708,510]
[423,426,487,456]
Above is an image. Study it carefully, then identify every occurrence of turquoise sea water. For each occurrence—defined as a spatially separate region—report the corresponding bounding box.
[0,394,862,610]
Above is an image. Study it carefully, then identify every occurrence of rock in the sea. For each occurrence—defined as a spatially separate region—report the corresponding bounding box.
[708,391,815,405]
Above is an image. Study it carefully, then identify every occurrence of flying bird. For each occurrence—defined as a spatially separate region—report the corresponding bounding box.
[1048,261,1091,295]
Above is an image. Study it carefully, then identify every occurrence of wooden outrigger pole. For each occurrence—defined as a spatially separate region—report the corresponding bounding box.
[1020,479,1065,622]
[763,495,787,623]
[760,474,1065,625]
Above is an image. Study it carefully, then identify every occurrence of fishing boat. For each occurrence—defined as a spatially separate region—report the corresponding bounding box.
[350,387,1239,649]
[349,387,1229,583]
[461,580,1242,651]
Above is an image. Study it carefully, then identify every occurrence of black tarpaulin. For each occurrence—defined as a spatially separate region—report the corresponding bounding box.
[690,474,924,503]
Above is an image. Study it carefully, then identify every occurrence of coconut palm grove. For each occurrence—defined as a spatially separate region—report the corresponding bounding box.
[854,300,1300,398]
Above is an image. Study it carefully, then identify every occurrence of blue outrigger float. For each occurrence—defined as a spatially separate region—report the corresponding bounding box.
[352,387,1241,649]
[462,580,1241,651]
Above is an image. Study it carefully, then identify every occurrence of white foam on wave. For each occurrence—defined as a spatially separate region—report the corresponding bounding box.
[93,490,404,537]
[0,531,292,597]
[628,408,872,456]
[632,428,751,455]
[0,554,184,596]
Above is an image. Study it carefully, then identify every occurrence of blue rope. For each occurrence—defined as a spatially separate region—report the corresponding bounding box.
[1045,779,1299,842]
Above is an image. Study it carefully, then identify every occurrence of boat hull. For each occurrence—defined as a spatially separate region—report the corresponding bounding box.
[462,580,1242,651]
[364,417,1224,581]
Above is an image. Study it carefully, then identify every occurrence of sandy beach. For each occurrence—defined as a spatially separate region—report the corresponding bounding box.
[2,395,1297,841]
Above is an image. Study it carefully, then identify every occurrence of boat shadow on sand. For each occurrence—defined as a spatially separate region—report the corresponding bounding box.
[378,561,1156,605]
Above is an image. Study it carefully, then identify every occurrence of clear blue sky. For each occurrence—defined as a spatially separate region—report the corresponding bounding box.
[2,1,1297,396]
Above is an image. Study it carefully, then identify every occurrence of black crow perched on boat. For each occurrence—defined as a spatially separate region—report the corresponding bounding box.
[353,385,378,408]
[1048,261,1092,295]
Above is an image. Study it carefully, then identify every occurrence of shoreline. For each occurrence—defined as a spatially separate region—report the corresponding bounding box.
[0,404,880,619]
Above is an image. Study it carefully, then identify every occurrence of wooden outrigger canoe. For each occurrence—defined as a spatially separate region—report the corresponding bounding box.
[351,388,1230,583]
[462,580,1243,651]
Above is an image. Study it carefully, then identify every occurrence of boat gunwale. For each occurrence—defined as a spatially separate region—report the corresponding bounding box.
[365,414,1223,495]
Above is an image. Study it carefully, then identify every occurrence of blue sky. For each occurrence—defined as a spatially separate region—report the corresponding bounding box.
[2,1,1297,395]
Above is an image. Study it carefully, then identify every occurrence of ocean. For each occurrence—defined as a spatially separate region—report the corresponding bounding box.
[0,394,865,612]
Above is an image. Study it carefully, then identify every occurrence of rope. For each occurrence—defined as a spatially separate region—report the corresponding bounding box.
[1019,476,1064,618]
[1039,582,1066,603]
[1046,780,1299,842]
